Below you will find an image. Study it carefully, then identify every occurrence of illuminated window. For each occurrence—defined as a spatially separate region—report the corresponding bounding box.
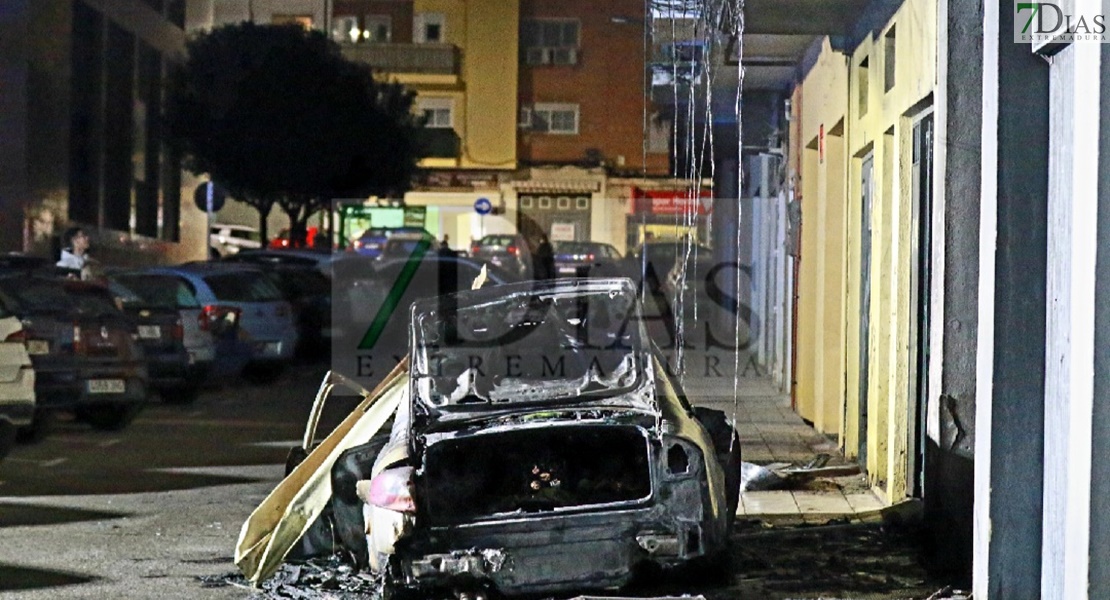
[272,14,313,29]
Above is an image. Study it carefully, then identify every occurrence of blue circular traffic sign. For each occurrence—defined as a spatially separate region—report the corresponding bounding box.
[474,197,492,215]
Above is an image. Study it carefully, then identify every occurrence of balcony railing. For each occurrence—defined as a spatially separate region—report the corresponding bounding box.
[340,43,460,75]
[416,128,461,159]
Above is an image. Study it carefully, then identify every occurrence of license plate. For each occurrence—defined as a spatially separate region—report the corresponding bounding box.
[87,379,126,394]
[262,341,282,356]
[138,325,161,339]
[26,340,49,355]
[558,266,577,274]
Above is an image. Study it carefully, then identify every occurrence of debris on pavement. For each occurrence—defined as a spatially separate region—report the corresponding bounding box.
[740,454,863,492]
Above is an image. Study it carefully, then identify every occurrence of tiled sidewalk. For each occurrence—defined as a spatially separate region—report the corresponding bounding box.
[676,349,885,522]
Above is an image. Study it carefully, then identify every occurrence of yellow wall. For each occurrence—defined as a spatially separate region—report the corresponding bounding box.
[410,0,518,170]
[793,0,936,502]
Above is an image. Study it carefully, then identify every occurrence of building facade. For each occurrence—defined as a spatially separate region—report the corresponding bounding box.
[1,0,206,264]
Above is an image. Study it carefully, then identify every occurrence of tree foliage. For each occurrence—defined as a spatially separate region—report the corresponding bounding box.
[167,22,424,244]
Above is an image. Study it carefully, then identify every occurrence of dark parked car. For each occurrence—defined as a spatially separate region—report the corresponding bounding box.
[336,254,518,358]
[352,227,432,258]
[107,273,213,404]
[236,278,742,598]
[0,275,148,434]
[258,265,333,357]
[553,240,624,277]
[469,234,528,275]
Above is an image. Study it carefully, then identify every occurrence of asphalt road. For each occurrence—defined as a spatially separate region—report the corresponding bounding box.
[0,361,341,599]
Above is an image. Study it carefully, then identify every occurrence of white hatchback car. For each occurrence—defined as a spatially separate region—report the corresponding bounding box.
[0,309,35,460]
[210,224,262,256]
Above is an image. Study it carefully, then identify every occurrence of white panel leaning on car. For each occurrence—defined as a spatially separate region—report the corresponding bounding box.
[0,313,36,461]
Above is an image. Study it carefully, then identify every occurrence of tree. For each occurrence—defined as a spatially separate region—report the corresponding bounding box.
[166,22,423,245]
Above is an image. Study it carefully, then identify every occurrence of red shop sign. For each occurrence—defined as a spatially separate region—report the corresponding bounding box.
[632,188,713,215]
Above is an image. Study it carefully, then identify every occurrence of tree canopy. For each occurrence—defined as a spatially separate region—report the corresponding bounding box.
[167,22,424,244]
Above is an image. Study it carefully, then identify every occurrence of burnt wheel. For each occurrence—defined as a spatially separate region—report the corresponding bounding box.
[693,406,742,531]
[77,404,142,431]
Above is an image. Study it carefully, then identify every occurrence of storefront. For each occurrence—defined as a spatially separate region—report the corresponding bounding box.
[627,187,713,248]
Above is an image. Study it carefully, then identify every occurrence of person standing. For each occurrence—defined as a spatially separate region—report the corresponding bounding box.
[57,226,90,273]
[534,234,556,280]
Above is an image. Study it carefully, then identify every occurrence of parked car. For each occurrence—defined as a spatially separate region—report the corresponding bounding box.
[236,278,742,598]
[210,224,262,257]
[351,227,432,259]
[0,309,35,460]
[469,233,529,275]
[107,272,216,404]
[378,230,436,261]
[257,265,332,358]
[146,263,297,379]
[335,254,518,357]
[221,248,338,275]
[553,240,624,277]
[0,275,148,434]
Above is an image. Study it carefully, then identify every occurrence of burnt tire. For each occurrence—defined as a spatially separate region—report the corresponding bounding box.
[77,404,142,431]
[693,407,742,532]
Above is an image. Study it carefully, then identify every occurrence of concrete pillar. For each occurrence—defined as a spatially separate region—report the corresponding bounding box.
[924,0,982,580]
[1039,40,1101,600]
[973,1,1050,597]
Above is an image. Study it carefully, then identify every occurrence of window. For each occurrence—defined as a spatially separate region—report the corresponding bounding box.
[414,13,445,43]
[521,19,580,65]
[272,14,313,29]
[528,103,579,134]
[364,15,392,42]
[333,16,359,42]
[417,97,454,128]
[858,57,869,116]
[884,26,896,92]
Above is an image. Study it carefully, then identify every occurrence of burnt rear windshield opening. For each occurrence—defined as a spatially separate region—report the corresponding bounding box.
[417,425,652,525]
[411,281,646,408]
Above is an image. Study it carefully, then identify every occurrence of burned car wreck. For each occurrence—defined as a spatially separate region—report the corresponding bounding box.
[237,278,741,598]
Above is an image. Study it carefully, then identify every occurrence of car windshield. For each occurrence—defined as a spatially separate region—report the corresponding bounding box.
[203,271,284,302]
[111,275,201,309]
[410,279,646,410]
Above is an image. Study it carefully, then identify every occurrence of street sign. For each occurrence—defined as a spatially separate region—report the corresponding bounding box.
[474,197,492,215]
[193,182,226,213]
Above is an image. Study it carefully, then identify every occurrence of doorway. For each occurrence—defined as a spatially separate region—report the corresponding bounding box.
[858,154,874,468]
[908,114,934,497]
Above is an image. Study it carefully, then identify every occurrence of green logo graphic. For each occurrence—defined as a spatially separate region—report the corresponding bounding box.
[356,237,433,350]
[1017,3,1044,33]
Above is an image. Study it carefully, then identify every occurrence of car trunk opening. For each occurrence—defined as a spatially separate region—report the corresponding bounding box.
[417,424,652,526]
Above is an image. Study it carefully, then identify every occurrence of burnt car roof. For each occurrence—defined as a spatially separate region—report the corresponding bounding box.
[409,278,653,420]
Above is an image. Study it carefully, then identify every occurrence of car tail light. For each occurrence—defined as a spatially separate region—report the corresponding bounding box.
[587,253,595,261]
[352,240,363,250]
[359,467,416,513]
[507,245,518,256]
[4,330,26,343]
[199,305,241,331]
[471,244,480,255]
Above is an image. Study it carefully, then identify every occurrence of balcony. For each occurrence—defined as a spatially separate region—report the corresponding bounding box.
[340,43,460,76]
[416,128,461,159]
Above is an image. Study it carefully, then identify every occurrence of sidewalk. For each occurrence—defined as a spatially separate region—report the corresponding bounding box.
[676,349,885,523]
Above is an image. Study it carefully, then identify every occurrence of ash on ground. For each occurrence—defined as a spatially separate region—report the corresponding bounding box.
[198,553,382,600]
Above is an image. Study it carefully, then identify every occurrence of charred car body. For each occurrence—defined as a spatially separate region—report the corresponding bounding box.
[241,278,741,598]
